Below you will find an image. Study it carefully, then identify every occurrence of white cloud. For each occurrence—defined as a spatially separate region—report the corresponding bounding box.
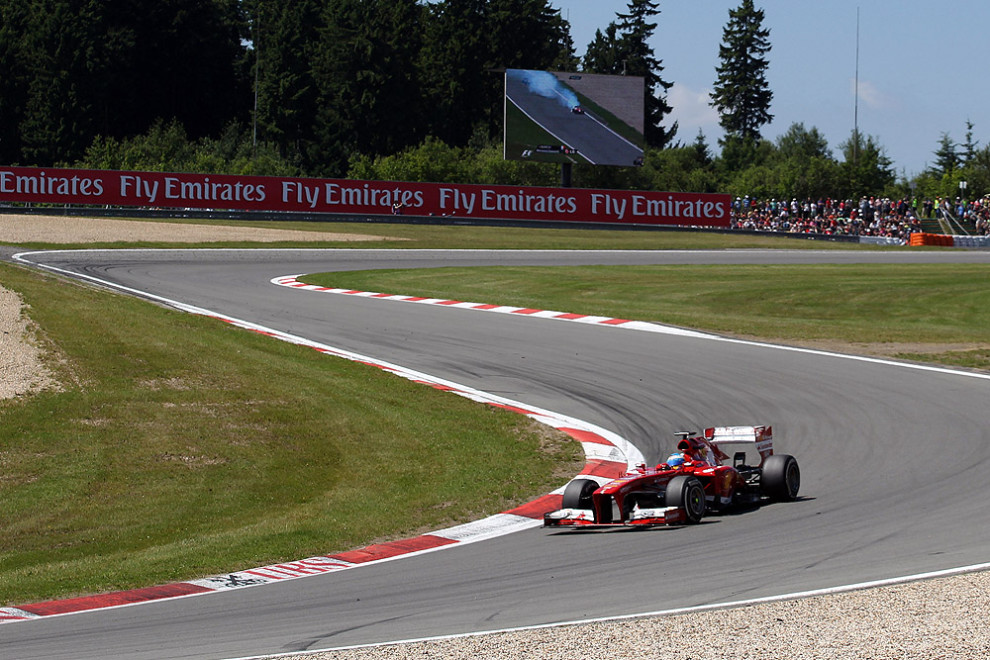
[666,83,721,134]
[851,78,889,110]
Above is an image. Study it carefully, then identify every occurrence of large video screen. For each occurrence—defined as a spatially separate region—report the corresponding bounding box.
[504,69,645,168]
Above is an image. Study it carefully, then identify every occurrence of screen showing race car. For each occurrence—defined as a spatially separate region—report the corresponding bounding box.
[503,69,645,168]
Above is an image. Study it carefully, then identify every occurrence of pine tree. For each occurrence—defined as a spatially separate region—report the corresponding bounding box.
[548,12,580,71]
[417,0,493,147]
[0,0,30,163]
[583,0,675,148]
[840,130,894,195]
[487,0,575,138]
[488,0,567,71]
[931,132,959,176]
[7,0,248,166]
[711,0,773,144]
[312,0,426,175]
[418,0,569,149]
[776,122,831,161]
[961,120,978,165]
[691,129,712,165]
[249,0,322,167]
[582,24,623,74]
[615,0,674,148]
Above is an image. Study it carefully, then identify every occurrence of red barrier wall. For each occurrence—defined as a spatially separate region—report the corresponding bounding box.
[0,166,730,228]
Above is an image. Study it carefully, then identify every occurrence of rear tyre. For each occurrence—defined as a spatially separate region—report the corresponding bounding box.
[762,454,800,501]
[664,475,706,524]
[561,478,598,510]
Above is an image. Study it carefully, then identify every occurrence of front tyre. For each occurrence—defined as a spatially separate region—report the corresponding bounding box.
[664,475,706,524]
[762,454,800,501]
[561,478,598,510]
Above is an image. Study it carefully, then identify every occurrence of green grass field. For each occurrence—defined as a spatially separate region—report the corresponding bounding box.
[1,220,986,605]
[0,261,581,604]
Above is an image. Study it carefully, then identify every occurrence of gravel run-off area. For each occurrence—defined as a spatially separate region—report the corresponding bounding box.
[3,214,989,660]
[0,280,58,399]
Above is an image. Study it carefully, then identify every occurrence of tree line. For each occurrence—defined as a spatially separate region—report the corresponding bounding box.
[1,0,987,203]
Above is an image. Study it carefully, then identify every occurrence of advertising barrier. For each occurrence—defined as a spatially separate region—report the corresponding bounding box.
[909,232,955,247]
[0,166,731,228]
[908,232,989,247]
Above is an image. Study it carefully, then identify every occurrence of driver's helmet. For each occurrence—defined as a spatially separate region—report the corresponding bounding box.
[666,452,686,468]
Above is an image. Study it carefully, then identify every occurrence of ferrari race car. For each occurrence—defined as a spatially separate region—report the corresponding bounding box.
[544,425,799,529]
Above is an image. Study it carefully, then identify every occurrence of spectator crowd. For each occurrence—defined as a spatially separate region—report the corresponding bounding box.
[730,195,990,239]
[949,196,990,236]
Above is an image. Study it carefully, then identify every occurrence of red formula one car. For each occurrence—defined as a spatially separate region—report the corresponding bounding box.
[544,425,800,529]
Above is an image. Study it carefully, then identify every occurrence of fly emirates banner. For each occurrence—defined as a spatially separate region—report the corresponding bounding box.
[1,166,730,227]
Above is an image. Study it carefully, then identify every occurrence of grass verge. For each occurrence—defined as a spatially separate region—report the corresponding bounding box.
[0,262,582,605]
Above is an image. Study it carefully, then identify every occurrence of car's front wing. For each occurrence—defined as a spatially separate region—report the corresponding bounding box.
[543,506,687,529]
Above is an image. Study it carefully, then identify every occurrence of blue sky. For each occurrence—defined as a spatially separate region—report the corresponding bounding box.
[549,1,990,178]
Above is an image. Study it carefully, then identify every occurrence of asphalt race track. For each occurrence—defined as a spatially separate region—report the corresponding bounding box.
[4,248,990,659]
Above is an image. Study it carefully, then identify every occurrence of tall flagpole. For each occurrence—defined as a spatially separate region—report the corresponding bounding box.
[854,6,860,165]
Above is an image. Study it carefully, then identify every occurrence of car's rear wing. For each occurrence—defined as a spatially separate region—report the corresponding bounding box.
[704,425,773,466]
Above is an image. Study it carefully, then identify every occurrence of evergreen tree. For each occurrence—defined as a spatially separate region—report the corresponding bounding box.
[0,0,30,163]
[138,0,248,139]
[548,12,580,71]
[961,120,978,165]
[487,0,573,137]
[5,0,249,166]
[840,130,895,196]
[615,0,674,148]
[959,144,990,201]
[312,0,426,175]
[582,24,623,74]
[16,0,104,164]
[930,132,959,176]
[711,0,773,144]
[249,0,322,168]
[582,0,675,148]
[418,0,568,148]
[417,0,489,147]
[689,130,713,167]
[775,122,831,162]
[489,0,567,70]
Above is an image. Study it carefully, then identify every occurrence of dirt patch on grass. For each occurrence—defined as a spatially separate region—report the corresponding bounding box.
[526,417,586,482]
[0,284,59,399]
